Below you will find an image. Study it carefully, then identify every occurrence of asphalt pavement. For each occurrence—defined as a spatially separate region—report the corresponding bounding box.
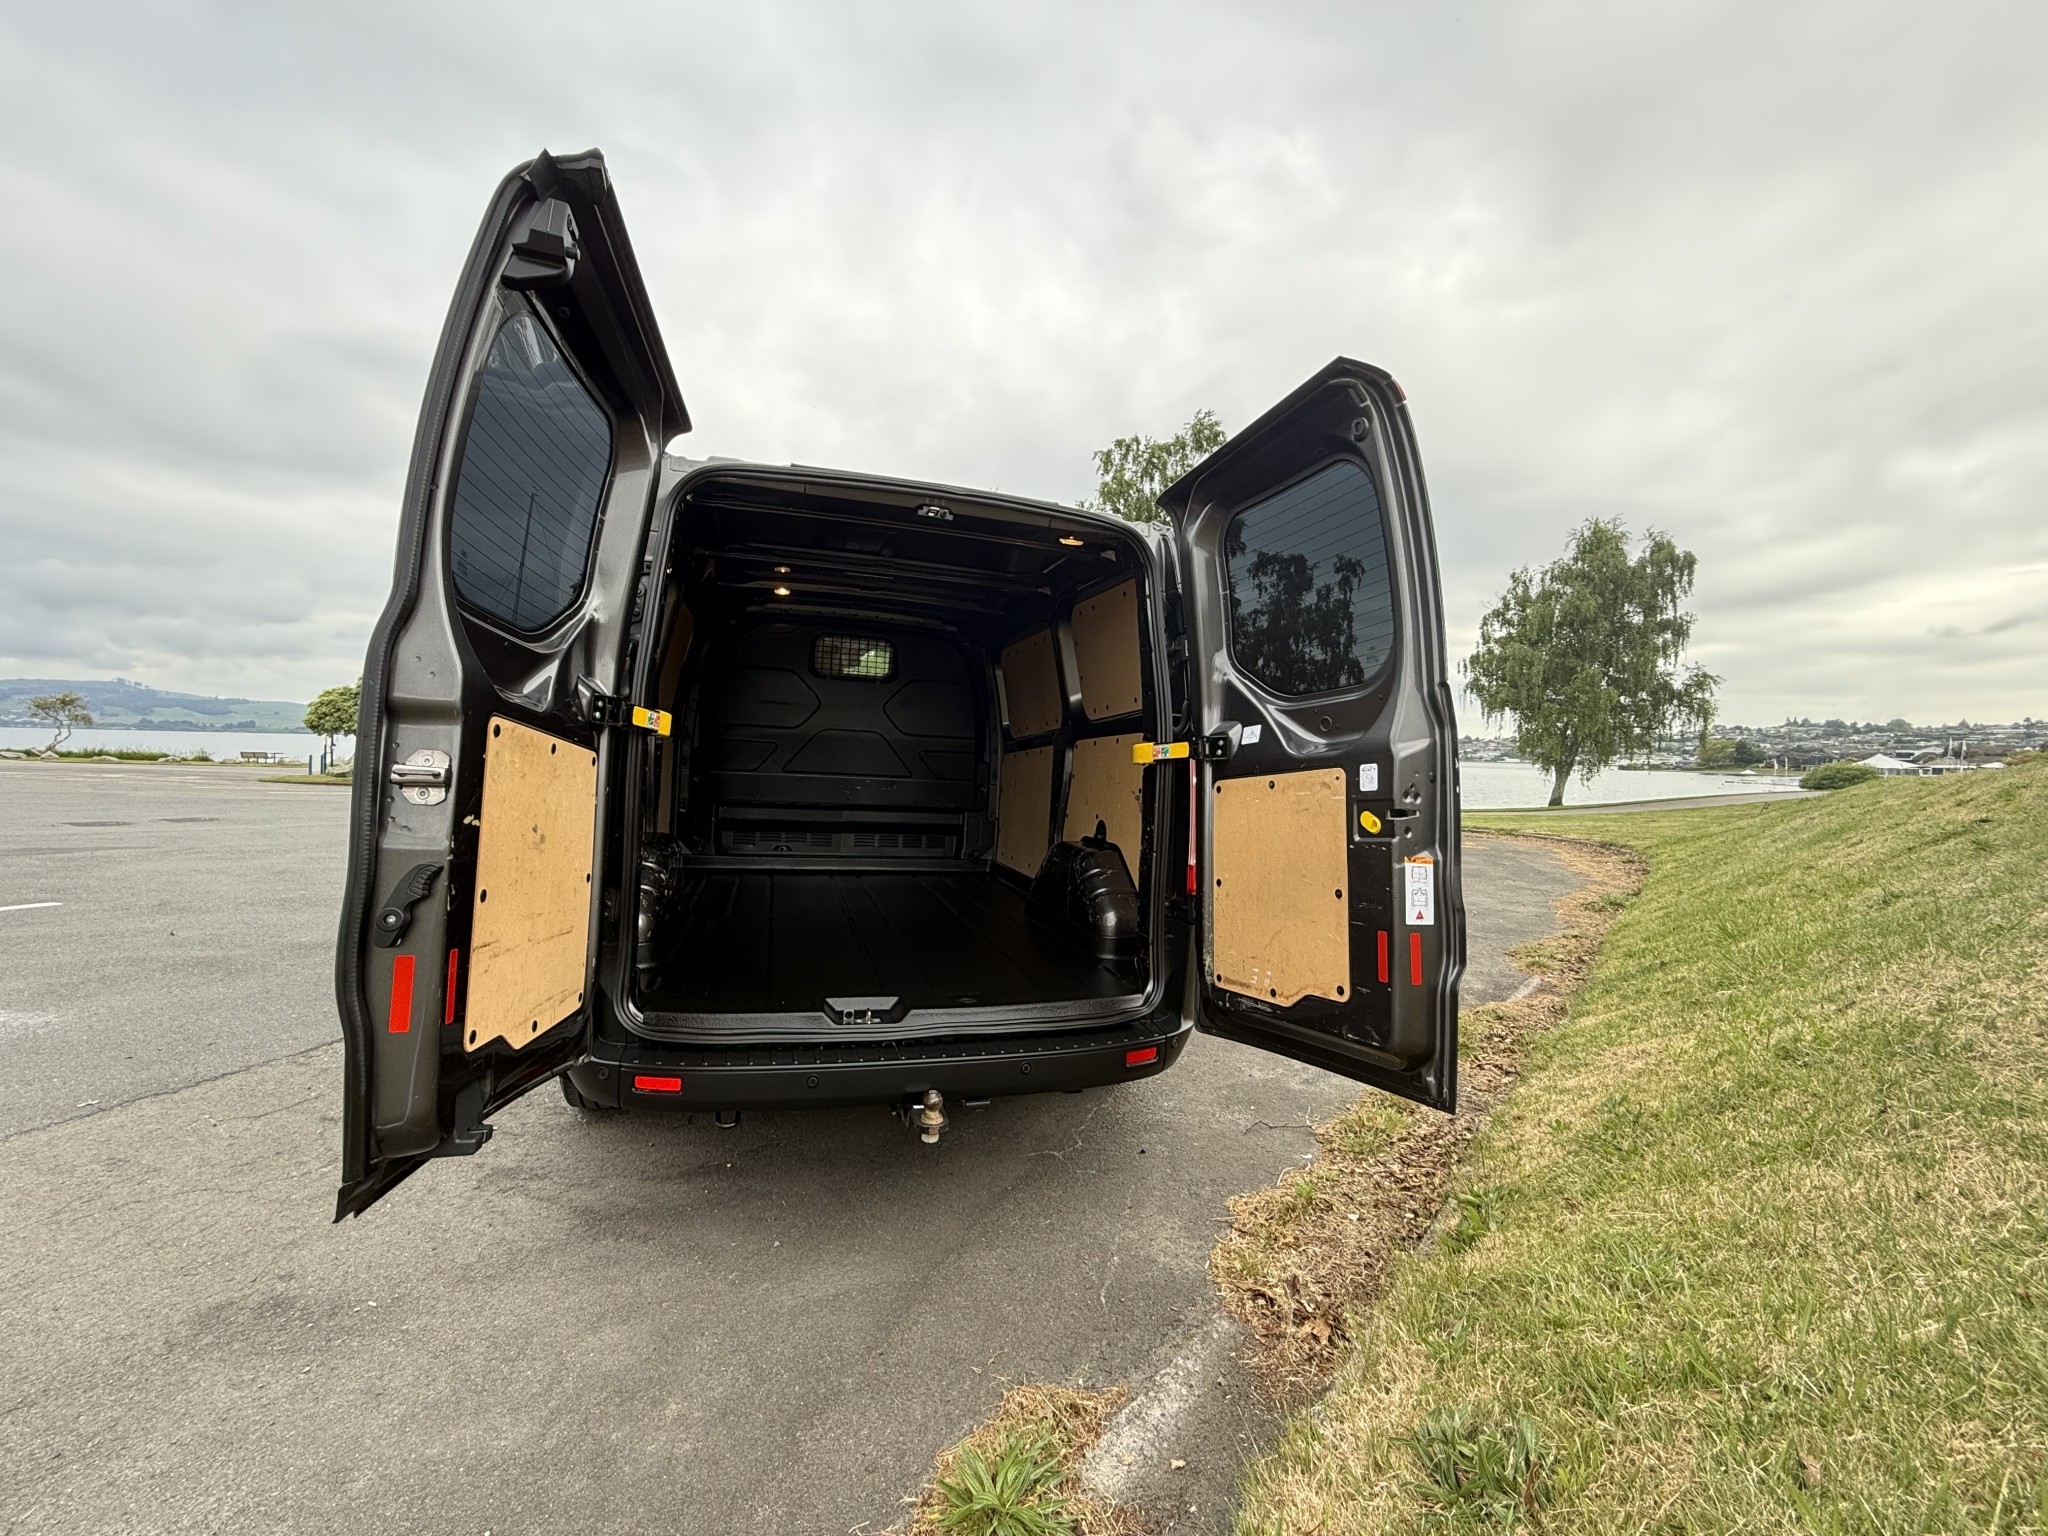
[0,762,1582,1534]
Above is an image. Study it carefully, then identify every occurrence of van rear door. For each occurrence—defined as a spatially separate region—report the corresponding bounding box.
[1162,360,1463,1110]
[334,151,686,1218]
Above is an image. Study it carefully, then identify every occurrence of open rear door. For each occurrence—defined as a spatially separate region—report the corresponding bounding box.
[1161,359,1463,1110]
[334,151,687,1218]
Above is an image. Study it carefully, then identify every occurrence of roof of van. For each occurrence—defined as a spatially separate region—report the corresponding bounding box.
[658,454,1160,539]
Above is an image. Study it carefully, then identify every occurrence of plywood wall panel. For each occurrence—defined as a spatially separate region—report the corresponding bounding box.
[999,629,1063,740]
[995,746,1056,876]
[1210,767,1350,1008]
[1063,733,1145,868]
[464,716,598,1052]
[1070,579,1142,721]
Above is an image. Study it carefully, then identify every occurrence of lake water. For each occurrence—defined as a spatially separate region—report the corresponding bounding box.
[1459,759,1805,810]
[0,726,351,762]
[1,727,1797,807]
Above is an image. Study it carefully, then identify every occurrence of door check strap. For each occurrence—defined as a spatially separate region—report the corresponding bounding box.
[1132,740,1191,764]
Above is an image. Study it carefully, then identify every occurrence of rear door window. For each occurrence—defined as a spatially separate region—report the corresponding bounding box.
[448,312,615,632]
[1224,459,1395,695]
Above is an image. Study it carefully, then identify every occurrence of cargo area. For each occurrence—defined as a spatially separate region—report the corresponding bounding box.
[625,470,1164,1039]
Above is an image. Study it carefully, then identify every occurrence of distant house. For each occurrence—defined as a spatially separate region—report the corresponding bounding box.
[1859,753,1968,777]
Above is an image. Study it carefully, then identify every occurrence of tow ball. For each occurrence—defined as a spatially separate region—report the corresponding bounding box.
[912,1090,947,1145]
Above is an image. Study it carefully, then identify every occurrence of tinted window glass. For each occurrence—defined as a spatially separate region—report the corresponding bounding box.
[1224,460,1395,695]
[448,313,614,632]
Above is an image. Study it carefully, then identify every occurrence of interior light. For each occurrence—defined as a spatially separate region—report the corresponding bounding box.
[772,585,792,597]
[1058,536,1084,547]
[773,565,790,574]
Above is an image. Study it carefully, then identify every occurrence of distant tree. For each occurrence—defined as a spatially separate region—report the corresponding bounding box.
[1885,717,1912,731]
[1083,410,1227,524]
[304,680,361,759]
[1801,761,1881,790]
[1463,518,1719,806]
[1699,736,1767,770]
[27,691,93,752]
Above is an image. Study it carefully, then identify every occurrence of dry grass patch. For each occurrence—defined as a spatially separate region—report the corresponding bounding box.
[898,1383,1143,1536]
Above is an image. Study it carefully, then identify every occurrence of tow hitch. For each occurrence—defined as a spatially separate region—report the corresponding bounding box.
[911,1089,947,1145]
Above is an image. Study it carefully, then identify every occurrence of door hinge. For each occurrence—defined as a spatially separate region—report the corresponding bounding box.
[389,749,450,805]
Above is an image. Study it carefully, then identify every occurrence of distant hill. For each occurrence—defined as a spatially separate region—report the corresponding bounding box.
[0,678,310,733]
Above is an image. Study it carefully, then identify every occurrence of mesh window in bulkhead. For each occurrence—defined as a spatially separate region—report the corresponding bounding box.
[813,635,895,681]
[447,312,615,632]
[1224,459,1396,696]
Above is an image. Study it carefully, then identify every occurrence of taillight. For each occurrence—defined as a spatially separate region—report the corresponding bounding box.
[632,1074,684,1094]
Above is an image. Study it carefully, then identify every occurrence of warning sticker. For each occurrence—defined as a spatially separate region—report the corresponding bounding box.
[1404,859,1435,926]
[1241,723,1263,745]
[1359,762,1379,793]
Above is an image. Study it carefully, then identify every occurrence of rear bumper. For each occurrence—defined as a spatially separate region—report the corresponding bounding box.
[567,1018,1193,1111]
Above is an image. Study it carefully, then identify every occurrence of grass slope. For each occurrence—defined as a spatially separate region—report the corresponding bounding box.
[1237,762,2048,1532]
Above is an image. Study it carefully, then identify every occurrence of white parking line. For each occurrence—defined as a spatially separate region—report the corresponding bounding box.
[0,902,63,913]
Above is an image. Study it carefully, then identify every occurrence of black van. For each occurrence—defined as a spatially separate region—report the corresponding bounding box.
[333,150,1464,1219]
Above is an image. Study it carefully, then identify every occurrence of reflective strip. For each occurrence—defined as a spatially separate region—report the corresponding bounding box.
[1409,932,1424,986]
[387,954,415,1034]
[444,949,461,1024]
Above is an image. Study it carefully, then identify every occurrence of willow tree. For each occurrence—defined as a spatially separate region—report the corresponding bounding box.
[1084,409,1226,524]
[1463,519,1718,806]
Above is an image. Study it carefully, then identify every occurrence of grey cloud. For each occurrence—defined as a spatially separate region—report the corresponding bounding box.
[0,0,2043,724]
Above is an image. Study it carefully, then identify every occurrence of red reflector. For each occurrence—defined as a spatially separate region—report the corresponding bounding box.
[386,954,415,1034]
[1377,930,1390,984]
[1125,1046,1159,1067]
[632,1074,684,1094]
[443,948,460,1024]
[1409,931,1424,985]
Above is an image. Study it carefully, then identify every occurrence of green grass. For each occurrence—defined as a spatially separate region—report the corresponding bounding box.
[934,1429,1079,1536]
[1237,762,2048,1533]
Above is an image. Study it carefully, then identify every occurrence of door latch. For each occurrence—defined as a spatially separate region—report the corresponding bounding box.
[389,749,450,805]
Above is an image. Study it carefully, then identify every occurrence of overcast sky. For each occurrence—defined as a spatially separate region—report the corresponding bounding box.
[2,1,2042,725]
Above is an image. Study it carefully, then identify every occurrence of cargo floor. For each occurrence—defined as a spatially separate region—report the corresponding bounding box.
[640,870,1137,1017]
